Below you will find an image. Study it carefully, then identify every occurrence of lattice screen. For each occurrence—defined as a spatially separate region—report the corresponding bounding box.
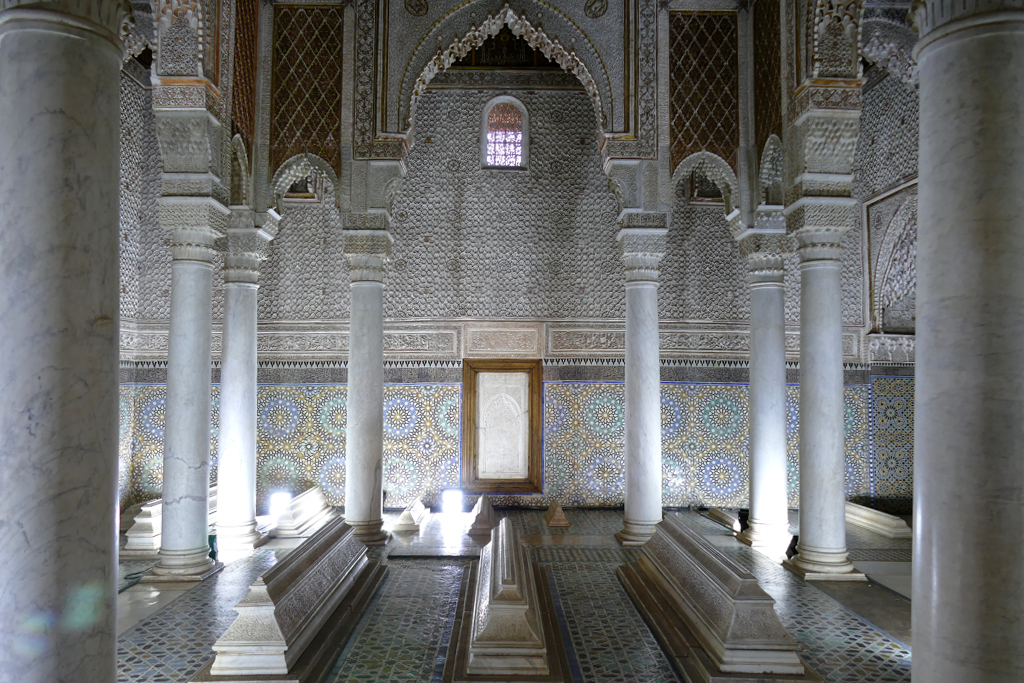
[753,0,782,158]
[668,11,740,173]
[270,5,344,175]
[231,0,258,157]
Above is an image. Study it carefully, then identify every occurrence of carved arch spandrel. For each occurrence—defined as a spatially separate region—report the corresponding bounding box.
[759,135,784,206]
[401,2,610,142]
[230,134,251,206]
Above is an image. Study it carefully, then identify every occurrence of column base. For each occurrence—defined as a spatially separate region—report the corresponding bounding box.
[616,519,658,546]
[145,546,221,583]
[736,522,792,561]
[783,547,866,582]
[348,520,390,546]
[216,522,267,553]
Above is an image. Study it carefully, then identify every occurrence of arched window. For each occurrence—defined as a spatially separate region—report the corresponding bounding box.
[481,97,529,169]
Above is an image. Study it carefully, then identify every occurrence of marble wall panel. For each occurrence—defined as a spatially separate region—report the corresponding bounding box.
[117,379,904,513]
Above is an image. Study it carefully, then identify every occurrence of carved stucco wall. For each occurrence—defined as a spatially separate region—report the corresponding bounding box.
[854,52,919,334]
[259,182,350,320]
[119,63,158,323]
[385,83,623,319]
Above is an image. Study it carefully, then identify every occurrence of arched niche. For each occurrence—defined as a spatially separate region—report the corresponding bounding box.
[399,2,611,142]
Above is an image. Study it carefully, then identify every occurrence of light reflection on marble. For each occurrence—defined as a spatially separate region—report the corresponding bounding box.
[385,510,485,556]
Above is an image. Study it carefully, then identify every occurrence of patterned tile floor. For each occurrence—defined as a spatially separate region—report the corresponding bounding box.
[116,509,912,683]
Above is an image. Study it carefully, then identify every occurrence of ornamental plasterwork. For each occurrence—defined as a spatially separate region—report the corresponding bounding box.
[271,153,341,210]
[355,0,658,161]
[672,151,740,214]
[407,5,607,140]
[813,0,863,79]
[120,319,866,362]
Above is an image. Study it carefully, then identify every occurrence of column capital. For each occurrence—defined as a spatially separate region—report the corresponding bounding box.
[158,196,229,263]
[914,0,1024,47]
[618,222,667,284]
[0,0,134,49]
[737,233,790,284]
[343,228,393,283]
[223,206,274,284]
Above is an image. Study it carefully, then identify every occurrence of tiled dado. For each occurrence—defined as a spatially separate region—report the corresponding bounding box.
[119,379,911,513]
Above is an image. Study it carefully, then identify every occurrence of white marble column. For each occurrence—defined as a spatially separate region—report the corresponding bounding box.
[0,2,131,680]
[616,217,667,546]
[216,208,277,554]
[783,226,862,580]
[913,5,1024,680]
[343,220,393,545]
[734,235,791,555]
[151,202,229,579]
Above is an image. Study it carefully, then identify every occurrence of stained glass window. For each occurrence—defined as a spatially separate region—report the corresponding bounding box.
[486,102,524,167]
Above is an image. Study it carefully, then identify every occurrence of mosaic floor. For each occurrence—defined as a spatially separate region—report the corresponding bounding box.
[116,509,912,683]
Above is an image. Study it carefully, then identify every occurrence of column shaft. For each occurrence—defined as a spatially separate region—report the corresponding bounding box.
[618,281,663,544]
[345,280,387,542]
[154,251,217,576]
[738,266,790,551]
[784,245,861,579]
[616,222,666,546]
[216,281,261,550]
[914,11,1024,680]
[0,9,125,681]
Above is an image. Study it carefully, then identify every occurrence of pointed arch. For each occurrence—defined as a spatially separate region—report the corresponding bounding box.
[671,151,740,214]
[404,3,609,138]
[271,154,340,210]
[758,134,784,206]
[230,134,251,207]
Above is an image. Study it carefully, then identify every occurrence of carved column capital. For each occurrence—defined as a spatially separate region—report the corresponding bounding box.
[738,233,790,285]
[618,215,667,284]
[792,225,848,264]
[914,0,1024,47]
[343,225,393,283]
[159,196,229,263]
[223,206,273,284]
[0,0,135,48]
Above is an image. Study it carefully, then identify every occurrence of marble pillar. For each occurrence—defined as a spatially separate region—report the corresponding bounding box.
[735,235,791,554]
[216,208,277,553]
[783,227,861,580]
[343,222,393,545]
[151,201,229,579]
[616,218,667,546]
[0,2,131,680]
[913,5,1024,680]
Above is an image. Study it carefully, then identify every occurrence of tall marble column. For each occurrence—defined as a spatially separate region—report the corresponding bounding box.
[913,5,1024,680]
[0,2,132,680]
[616,216,667,546]
[734,233,791,555]
[150,201,229,579]
[343,218,393,545]
[216,208,277,554]
[783,223,862,580]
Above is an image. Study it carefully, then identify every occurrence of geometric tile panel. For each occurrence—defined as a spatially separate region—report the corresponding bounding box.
[869,377,914,513]
[254,384,461,512]
[119,381,880,514]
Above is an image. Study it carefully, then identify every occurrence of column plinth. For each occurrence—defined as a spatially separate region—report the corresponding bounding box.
[615,217,667,546]
[343,222,393,545]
